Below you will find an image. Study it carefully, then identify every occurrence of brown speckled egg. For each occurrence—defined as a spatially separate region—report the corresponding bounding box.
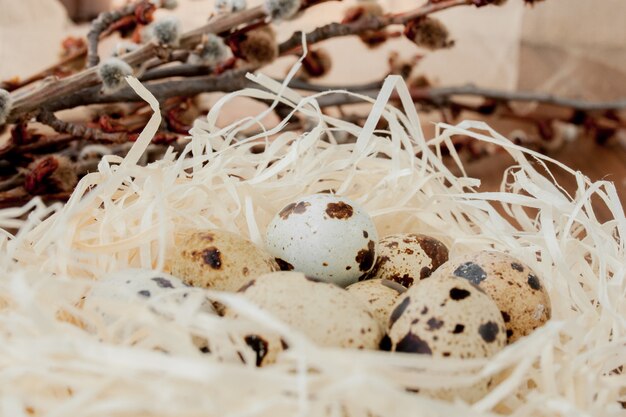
[226,271,383,365]
[170,229,278,292]
[387,276,506,358]
[265,194,379,287]
[433,251,551,343]
[369,233,448,288]
[346,279,406,326]
[386,276,506,402]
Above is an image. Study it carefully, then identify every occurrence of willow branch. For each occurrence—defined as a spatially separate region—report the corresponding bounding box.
[310,83,626,112]
[86,0,150,67]
[278,0,472,54]
[36,110,128,143]
[6,6,268,124]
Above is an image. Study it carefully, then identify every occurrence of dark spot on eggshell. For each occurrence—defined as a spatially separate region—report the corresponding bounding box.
[244,335,269,367]
[390,273,414,288]
[356,240,376,272]
[449,287,471,300]
[280,339,289,350]
[369,255,389,278]
[237,351,246,364]
[395,332,432,355]
[137,290,151,297]
[389,297,410,327]
[419,267,432,280]
[405,248,414,255]
[278,201,310,220]
[379,334,392,351]
[381,279,407,294]
[406,387,420,393]
[427,317,444,330]
[385,241,399,249]
[346,266,352,270]
[322,262,328,267]
[242,267,249,276]
[275,258,294,271]
[200,346,211,354]
[443,352,451,357]
[363,230,369,238]
[511,262,524,272]
[506,329,514,339]
[527,274,542,290]
[202,247,222,269]
[325,202,354,219]
[414,235,449,272]
[454,262,487,285]
[421,306,428,315]
[452,324,465,334]
[478,321,500,343]
[200,233,214,241]
[501,311,511,322]
[238,280,256,292]
[151,277,174,288]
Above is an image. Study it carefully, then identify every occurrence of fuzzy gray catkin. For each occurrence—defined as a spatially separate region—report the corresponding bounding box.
[264,0,301,20]
[151,16,181,47]
[0,89,12,125]
[98,58,134,93]
[188,34,232,66]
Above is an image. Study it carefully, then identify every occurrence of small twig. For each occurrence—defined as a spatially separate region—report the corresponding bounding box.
[278,0,472,54]
[86,0,154,68]
[36,110,128,143]
[310,84,626,112]
[0,173,26,193]
[6,6,268,124]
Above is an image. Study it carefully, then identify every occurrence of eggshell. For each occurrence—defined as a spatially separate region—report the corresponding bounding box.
[265,194,378,287]
[226,271,384,366]
[386,276,506,402]
[170,229,278,292]
[370,233,449,287]
[346,279,406,327]
[88,268,206,307]
[433,251,551,343]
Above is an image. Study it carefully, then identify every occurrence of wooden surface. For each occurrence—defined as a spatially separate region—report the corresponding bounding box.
[463,138,626,224]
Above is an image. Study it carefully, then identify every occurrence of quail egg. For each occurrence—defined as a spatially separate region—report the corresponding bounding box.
[370,233,449,287]
[346,279,406,327]
[386,275,506,402]
[265,194,379,287]
[433,251,551,343]
[226,271,384,366]
[170,229,279,292]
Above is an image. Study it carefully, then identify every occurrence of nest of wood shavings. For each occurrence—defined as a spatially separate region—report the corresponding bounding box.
[0,69,624,417]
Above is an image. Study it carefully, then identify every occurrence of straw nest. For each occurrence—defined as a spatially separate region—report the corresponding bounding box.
[0,66,624,417]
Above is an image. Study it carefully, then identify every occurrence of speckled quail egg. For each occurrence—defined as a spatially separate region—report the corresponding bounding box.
[370,233,449,287]
[385,275,506,403]
[346,279,406,327]
[88,268,205,306]
[226,271,384,366]
[433,251,551,343]
[265,194,379,287]
[170,229,279,292]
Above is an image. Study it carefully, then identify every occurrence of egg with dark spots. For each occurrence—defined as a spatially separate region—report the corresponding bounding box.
[369,233,449,288]
[226,271,384,365]
[346,279,406,327]
[170,229,278,292]
[265,194,379,287]
[87,269,201,305]
[433,251,551,343]
[387,275,506,402]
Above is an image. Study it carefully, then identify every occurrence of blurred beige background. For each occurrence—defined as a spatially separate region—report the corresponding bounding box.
[0,0,624,219]
[2,0,626,100]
